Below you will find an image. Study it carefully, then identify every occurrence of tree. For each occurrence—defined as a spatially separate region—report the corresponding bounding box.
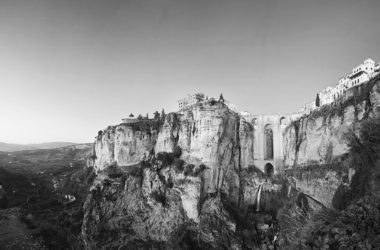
[219,94,225,103]
[173,145,182,158]
[153,111,160,120]
[137,114,143,120]
[161,109,166,122]
[315,94,320,107]
[146,113,149,119]
[129,113,134,118]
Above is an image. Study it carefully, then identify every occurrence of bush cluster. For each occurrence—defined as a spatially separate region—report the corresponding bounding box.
[174,158,185,172]
[193,164,206,176]
[184,164,195,176]
[128,119,163,134]
[156,152,175,167]
[107,164,124,179]
[305,194,380,249]
[150,190,166,205]
[172,145,182,158]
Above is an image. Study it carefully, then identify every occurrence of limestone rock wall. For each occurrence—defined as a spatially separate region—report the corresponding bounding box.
[281,77,380,208]
[283,77,380,167]
[239,120,255,169]
[284,165,355,208]
[176,103,241,198]
[94,126,157,172]
[82,168,186,249]
[85,101,263,248]
[283,106,354,167]
[93,102,246,201]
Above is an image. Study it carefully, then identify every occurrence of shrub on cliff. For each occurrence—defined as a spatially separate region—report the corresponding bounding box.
[173,145,182,158]
[171,223,200,249]
[192,164,206,177]
[150,190,166,205]
[174,159,185,172]
[305,193,380,249]
[107,164,124,179]
[156,152,174,167]
[184,164,195,176]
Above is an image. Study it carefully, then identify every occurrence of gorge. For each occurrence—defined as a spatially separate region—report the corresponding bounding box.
[80,75,380,249]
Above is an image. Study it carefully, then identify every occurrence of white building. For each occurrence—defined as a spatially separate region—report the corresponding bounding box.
[335,77,349,97]
[347,58,375,88]
[177,93,205,111]
[301,58,378,114]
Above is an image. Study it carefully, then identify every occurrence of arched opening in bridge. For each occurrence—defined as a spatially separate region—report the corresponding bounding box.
[264,163,274,177]
[264,124,273,160]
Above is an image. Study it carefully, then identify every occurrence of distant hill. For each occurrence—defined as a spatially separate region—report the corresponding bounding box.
[0,142,85,152]
[0,142,93,207]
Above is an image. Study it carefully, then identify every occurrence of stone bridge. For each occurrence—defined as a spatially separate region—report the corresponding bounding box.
[242,112,302,175]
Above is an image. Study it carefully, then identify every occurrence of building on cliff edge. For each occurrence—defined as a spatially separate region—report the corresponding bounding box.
[301,58,380,114]
[177,93,205,111]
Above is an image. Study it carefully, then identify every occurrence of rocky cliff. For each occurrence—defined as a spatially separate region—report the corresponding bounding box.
[82,78,380,248]
[83,100,295,249]
[283,76,380,167]
[92,101,256,203]
[282,76,380,208]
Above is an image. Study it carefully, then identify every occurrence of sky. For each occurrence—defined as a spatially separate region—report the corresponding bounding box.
[0,0,380,144]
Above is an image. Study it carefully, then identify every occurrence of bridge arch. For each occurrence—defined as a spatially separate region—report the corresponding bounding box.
[264,163,274,177]
[264,124,273,160]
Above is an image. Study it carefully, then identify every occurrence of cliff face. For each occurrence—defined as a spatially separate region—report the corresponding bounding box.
[283,106,354,166]
[174,104,241,202]
[92,102,255,204]
[83,78,380,248]
[94,126,157,171]
[284,164,355,208]
[283,78,380,167]
[282,77,380,208]
[82,168,188,249]
[84,101,264,249]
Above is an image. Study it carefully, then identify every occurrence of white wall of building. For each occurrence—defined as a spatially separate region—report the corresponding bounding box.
[301,58,377,113]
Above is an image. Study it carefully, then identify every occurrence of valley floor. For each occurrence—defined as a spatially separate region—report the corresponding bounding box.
[0,208,44,250]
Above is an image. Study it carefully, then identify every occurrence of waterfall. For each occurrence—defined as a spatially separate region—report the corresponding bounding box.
[256,184,263,212]
[287,185,292,197]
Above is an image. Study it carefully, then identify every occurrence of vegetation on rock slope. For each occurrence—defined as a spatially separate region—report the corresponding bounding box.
[0,145,94,249]
[279,116,380,250]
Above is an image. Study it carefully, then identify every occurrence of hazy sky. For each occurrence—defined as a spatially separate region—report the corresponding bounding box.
[1,0,380,144]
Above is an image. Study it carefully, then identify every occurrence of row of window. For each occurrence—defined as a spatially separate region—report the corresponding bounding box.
[353,67,374,74]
